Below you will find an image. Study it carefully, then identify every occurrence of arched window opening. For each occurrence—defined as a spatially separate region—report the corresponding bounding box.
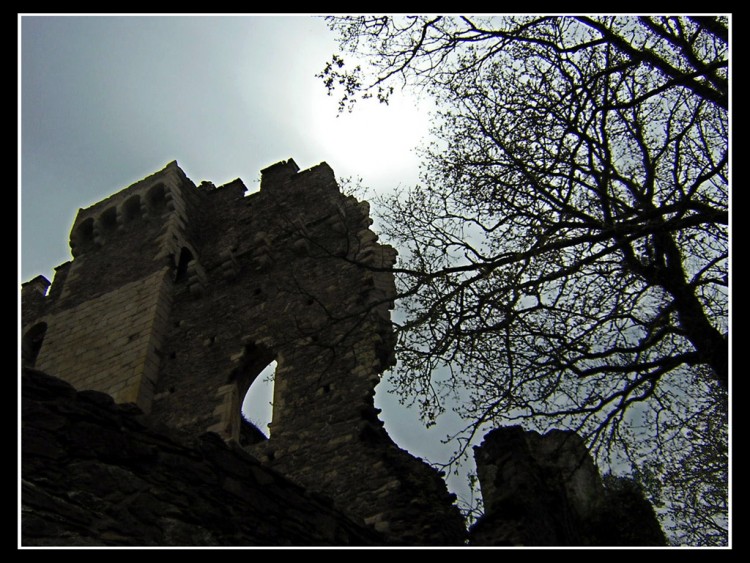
[122,196,142,224]
[227,341,275,445]
[22,322,47,367]
[147,183,167,215]
[100,207,118,231]
[175,247,194,283]
[242,360,277,442]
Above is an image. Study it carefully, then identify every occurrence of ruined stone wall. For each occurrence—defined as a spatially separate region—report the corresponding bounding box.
[470,426,666,546]
[148,160,465,544]
[22,369,386,546]
[21,159,466,545]
[21,158,664,547]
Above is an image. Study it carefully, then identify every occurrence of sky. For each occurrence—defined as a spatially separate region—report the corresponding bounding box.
[19,14,477,505]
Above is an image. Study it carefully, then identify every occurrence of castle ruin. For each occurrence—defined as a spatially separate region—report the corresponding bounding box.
[21,159,666,546]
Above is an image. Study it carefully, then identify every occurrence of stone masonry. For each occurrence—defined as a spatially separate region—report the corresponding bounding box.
[22,368,387,546]
[21,159,665,546]
[22,159,465,544]
[470,427,666,546]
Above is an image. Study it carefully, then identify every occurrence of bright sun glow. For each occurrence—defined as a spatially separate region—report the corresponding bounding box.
[310,89,430,193]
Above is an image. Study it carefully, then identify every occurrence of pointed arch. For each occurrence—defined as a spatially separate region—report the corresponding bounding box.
[242,360,277,441]
[212,341,276,444]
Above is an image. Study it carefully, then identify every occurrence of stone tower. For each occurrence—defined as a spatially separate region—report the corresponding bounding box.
[22,162,192,409]
[21,159,466,544]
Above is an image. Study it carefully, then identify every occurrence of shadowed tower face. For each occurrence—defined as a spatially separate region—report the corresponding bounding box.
[22,159,467,545]
[21,163,196,410]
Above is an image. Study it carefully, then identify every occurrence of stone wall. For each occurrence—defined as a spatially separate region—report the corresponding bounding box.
[469,426,666,546]
[21,158,665,547]
[21,159,466,545]
[28,268,171,407]
[21,368,386,546]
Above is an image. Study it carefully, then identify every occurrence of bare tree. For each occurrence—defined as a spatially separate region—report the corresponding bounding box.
[320,15,729,545]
